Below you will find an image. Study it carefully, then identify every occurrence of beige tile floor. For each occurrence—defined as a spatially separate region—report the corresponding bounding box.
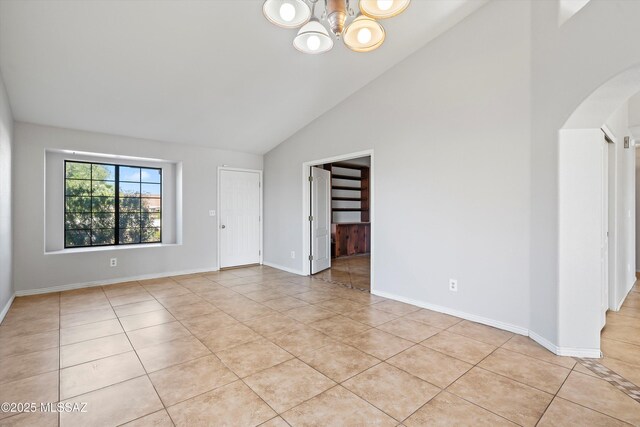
[1,265,640,426]
[313,254,370,291]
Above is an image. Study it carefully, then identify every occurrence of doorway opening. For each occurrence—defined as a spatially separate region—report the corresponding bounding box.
[557,70,640,355]
[302,150,373,293]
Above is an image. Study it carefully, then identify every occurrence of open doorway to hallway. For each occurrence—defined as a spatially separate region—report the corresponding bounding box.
[558,83,638,356]
[303,152,373,293]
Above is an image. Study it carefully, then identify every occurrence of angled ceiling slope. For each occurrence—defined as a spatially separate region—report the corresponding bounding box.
[0,0,486,154]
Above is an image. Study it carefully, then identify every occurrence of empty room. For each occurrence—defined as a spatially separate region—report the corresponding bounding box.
[3,0,640,425]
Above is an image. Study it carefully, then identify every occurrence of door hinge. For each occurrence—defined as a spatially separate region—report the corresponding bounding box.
[308,176,313,182]
[259,250,261,256]
[308,255,313,261]
[308,215,313,222]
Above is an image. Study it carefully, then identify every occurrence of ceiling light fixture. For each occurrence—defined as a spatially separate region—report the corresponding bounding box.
[294,18,334,54]
[359,0,410,19]
[263,0,408,54]
[343,14,385,52]
[263,0,312,29]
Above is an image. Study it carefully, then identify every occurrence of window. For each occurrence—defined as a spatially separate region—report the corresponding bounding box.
[64,161,162,248]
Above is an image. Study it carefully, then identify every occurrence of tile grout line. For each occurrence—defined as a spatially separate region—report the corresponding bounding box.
[534,363,576,427]
[542,395,636,426]
[134,275,203,427]
[104,279,174,426]
[430,336,521,426]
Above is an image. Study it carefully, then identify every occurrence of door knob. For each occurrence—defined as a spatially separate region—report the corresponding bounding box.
[221,225,226,229]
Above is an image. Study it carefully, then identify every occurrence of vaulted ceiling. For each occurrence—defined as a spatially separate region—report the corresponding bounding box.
[0,0,486,153]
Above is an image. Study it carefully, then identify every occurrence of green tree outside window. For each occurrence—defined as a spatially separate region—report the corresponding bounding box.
[65,161,162,247]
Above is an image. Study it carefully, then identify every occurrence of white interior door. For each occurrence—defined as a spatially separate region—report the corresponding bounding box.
[220,169,261,268]
[311,167,331,274]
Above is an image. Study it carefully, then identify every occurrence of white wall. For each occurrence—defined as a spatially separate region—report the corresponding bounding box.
[628,92,640,130]
[0,72,13,315]
[558,128,607,355]
[265,0,532,332]
[13,122,262,294]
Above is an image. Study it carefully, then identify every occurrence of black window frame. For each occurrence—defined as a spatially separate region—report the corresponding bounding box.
[64,160,163,248]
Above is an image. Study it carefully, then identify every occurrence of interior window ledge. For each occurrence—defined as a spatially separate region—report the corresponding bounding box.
[45,242,181,255]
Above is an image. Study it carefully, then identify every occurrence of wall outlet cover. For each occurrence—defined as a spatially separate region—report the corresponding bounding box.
[449,279,458,292]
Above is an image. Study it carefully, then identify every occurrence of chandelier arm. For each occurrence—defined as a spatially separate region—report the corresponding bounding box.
[309,0,318,16]
[346,0,354,16]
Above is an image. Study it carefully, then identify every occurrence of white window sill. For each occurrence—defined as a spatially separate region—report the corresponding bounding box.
[45,243,181,255]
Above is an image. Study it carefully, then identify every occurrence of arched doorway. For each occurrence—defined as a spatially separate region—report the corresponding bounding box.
[557,64,640,356]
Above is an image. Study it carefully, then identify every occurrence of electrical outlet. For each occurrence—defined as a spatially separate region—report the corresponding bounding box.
[110,258,117,267]
[449,279,458,292]
[209,210,216,217]
[291,251,296,259]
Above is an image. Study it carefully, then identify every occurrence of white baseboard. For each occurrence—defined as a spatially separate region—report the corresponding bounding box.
[528,330,599,358]
[556,347,601,358]
[0,293,15,323]
[371,290,529,336]
[14,267,218,297]
[528,331,559,355]
[615,277,637,311]
[372,289,602,358]
[14,262,303,297]
[262,261,305,276]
